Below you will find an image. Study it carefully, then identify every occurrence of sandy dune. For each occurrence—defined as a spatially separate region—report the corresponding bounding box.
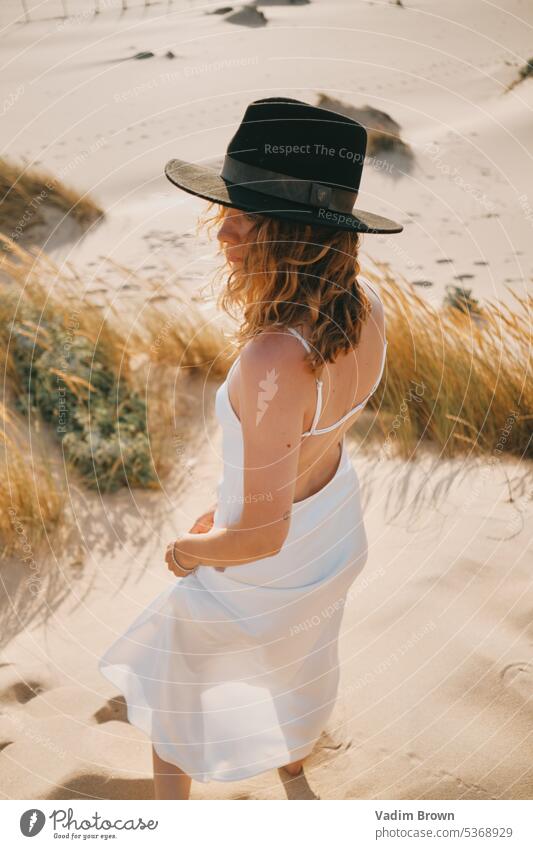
[0,0,532,800]
[1,0,532,307]
[1,432,532,799]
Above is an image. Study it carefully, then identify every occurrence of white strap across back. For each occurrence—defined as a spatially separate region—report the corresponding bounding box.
[225,279,387,438]
[286,327,387,437]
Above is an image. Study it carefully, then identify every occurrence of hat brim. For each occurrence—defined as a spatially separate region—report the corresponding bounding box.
[164,158,403,235]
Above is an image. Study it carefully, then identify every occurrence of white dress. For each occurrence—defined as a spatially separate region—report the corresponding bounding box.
[99,319,387,783]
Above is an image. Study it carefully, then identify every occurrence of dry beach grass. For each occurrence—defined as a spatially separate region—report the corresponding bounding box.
[0,234,530,556]
[0,157,103,250]
[0,0,532,799]
[365,263,532,461]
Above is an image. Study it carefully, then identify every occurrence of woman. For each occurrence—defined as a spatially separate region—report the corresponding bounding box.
[99,97,403,799]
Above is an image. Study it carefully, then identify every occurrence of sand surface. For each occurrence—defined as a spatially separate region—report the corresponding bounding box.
[1,0,532,800]
[1,431,532,799]
[1,0,532,307]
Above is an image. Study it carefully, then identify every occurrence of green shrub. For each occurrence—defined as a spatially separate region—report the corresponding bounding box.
[6,302,157,493]
[443,285,481,315]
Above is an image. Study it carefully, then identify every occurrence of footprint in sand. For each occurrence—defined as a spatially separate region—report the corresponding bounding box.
[0,664,58,706]
[256,1,310,5]
[500,661,533,701]
[224,6,268,26]
[94,694,128,724]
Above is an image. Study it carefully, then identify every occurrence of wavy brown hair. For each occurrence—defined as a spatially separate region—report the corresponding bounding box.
[201,204,373,375]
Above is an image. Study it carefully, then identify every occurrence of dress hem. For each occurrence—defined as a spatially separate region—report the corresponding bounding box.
[99,662,319,785]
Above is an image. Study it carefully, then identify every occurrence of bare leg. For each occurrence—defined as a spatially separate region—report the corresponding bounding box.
[152,745,192,800]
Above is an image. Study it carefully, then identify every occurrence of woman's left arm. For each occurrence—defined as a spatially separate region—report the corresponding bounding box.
[168,333,311,572]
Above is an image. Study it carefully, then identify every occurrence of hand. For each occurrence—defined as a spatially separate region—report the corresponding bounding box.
[188,507,216,535]
[165,538,199,578]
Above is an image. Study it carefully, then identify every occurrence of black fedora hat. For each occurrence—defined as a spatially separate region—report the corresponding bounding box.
[164,97,403,235]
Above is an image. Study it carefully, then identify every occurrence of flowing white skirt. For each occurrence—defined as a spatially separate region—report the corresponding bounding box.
[99,441,368,782]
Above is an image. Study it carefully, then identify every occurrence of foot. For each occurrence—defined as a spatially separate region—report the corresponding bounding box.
[281,758,304,776]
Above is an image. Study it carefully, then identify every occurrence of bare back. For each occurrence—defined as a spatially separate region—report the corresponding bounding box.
[227,280,387,504]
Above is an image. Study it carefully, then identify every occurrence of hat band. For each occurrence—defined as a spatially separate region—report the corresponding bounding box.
[220,155,357,213]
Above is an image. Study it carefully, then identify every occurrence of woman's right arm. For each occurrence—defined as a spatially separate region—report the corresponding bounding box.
[189,504,217,534]
[169,332,310,571]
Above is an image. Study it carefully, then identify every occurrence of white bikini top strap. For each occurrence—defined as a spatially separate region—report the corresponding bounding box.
[286,326,311,353]
[359,274,381,300]
[230,325,386,438]
[306,279,387,435]
[286,325,387,437]
[286,327,324,438]
[226,353,239,379]
[310,338,388,435]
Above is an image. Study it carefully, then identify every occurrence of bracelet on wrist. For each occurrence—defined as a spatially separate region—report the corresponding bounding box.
[171,543,196,573]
